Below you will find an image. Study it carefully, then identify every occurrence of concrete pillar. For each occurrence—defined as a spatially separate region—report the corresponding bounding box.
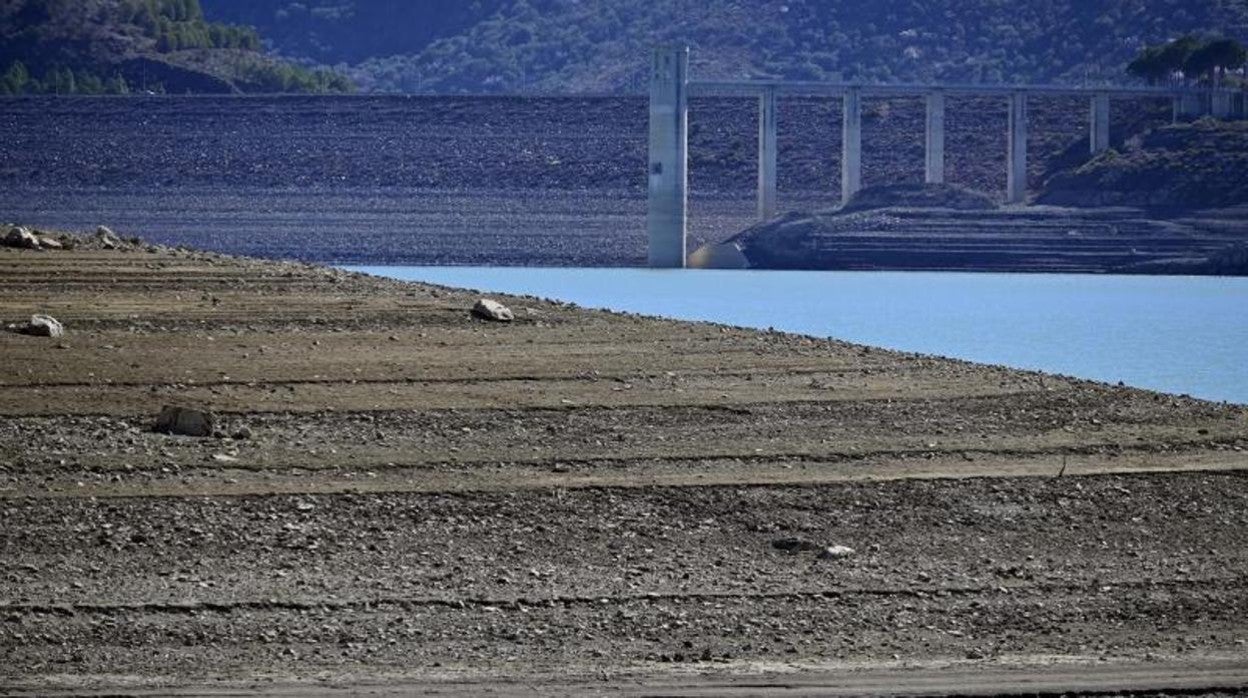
[841,88,862,205]
[1090,92,1110,154]
[757,87,778,220]
[1173,93,1200,121]
[1185,93,1205,118]
[924,91,945,184]
[1212,91,1232,119]
[647,46,688,268]
[1006,92,1028,205]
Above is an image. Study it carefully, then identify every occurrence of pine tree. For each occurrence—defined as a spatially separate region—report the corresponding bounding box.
[0,61,30,94]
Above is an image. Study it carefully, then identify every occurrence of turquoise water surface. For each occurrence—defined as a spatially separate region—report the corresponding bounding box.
[347,267,1248,405]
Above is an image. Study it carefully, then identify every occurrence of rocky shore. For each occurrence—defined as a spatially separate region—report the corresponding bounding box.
[2,228,1247,694]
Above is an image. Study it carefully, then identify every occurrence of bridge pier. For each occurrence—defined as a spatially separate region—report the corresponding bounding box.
[1090,93,1110,154]
[925,92,945,184]
[647,46,688,268]
[757,87,778,220]
[1174,93,1202,121]
[1212,91,1233,119]
[841,88,862,205]
[1007,92,1028,205]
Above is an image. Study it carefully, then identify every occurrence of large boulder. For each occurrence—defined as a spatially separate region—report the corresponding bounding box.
[472,298,514,322]
[18,314,64,338]
[153,406,215,437]
[689,241,750,269]
[819,545,856,560]
[4,226,40,249]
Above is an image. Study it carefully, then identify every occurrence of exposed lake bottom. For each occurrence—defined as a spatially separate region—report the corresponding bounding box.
[347,266,1248,405]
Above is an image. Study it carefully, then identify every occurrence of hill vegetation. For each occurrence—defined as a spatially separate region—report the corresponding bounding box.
[200,0,1248,93]
[1040,119,1248,208]
[1128,35,1248,85]
[0,0,352,94]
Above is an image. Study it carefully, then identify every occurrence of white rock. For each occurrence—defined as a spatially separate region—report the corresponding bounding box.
[472,298,514,322]
[818,545,856,560]
[37,235,63,250]
[20,314,64,337]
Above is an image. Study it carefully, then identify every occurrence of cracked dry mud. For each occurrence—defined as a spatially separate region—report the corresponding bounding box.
[1,244,1247,695]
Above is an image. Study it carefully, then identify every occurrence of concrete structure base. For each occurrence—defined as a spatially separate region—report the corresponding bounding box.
[646,46,689,268]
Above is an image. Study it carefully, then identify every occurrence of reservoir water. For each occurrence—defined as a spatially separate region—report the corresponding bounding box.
[347,267,1248,405]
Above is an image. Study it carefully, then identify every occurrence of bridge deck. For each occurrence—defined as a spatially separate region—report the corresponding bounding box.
[689,79,1238,98]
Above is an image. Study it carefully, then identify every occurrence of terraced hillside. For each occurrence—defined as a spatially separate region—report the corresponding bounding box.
[735,205,1248,273]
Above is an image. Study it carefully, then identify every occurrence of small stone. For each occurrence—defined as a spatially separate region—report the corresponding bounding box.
[471,298,514,322]
[153,406,215,438]
[18,314,64,338]
[818,545,856,560]
[231,426,253,440]
[36,235,63,250]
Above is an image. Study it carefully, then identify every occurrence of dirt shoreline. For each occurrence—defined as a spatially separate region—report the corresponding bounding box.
[2,240,1247,695]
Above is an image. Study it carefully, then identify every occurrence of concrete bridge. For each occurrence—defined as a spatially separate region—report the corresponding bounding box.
[648,46,1247,268]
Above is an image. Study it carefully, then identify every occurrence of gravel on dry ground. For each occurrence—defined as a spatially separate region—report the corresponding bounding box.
[1,240,1247,694]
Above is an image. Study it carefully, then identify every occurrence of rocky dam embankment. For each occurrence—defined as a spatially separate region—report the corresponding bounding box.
[9,93,1238,270]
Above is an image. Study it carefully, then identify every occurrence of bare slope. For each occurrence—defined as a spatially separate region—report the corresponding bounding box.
[1041,119,1248,209]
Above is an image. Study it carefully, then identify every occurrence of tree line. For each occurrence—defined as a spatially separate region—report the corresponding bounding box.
[0,58,353,95]
[121,0,262,52]
[0,0,353,95]
[1128,35,1247,86]
[0,62,133,95]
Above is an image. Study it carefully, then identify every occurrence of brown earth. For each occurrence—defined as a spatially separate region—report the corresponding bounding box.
[2,240,1248,695]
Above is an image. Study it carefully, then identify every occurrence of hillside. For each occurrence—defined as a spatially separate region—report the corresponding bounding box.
[200,0,1248,94]
[1040,119,1248,208]
[0,0,352,94]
